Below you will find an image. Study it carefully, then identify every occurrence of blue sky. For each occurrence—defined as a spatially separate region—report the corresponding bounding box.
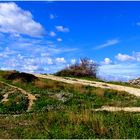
[0,1,140,81]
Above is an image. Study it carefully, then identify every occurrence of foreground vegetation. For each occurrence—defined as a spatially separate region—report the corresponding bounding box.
[0,70,140,138]
[0,82,28,114]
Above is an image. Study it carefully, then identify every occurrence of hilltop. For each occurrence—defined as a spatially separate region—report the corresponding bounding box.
[129,77,140,87]
[1,70,140,138]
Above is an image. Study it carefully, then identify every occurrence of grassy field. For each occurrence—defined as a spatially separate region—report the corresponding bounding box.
[0,71,140,138]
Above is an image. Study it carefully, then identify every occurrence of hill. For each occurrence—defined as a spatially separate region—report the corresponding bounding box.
[1,70,38,83]
[129,77,140,87]
[1,70,140,138]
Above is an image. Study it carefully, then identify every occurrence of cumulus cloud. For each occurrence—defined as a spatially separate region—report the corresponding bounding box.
[95,39,119,49]
[56,57,66,63]
[99,63,140,81]
[0,2,44,37]
[115,53,135,61]
[49,31,56,37]
[55,26,69,32]
[102,58,112,65]
[57,38,62,42]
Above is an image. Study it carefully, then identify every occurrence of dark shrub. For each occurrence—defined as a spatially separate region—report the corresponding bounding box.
[3,71,38,83]
[55,57,98,78]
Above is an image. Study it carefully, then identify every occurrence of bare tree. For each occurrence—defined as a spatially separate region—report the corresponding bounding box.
[55,57,98,78]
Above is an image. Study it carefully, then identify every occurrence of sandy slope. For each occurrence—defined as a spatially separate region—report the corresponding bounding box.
[34,74,140,97]
[32,74,140,112]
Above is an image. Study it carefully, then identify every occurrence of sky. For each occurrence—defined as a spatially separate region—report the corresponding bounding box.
[0,1,140,81]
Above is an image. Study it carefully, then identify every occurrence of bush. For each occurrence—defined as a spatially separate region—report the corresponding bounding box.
[3,71,38,83]
[55,58,98,78]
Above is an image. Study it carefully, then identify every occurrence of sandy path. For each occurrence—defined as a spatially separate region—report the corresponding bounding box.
[1,74,140,113]
[33,74,140,97]
[93,106,140,112]
[0,81,36,111]
[32,74,140,112]
[1,89,16,102]
[1,93,9,102]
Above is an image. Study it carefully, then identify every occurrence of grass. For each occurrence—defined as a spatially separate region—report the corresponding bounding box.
[1,111,140,139]
[0,70,140,138]
[0,83,29,114]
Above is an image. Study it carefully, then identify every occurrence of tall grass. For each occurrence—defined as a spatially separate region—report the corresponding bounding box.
[1,71,140,138]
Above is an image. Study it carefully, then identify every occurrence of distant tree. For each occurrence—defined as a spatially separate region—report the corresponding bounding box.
[55,57,98,78]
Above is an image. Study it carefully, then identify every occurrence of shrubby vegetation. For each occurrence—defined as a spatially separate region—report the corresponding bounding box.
[55,58,98,78]
[2,70,38,83]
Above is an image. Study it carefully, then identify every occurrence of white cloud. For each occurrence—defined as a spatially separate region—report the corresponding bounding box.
[0,33,75,74]
[133,52,140,62]
[55,26,69,32]
[23,65,39,72]
[17,54,23,60]
[0,53,8,58]
[49,31,56,37]
[57,38,62,42]
[0,2,44,37]
[102,58,112,65]
[115,53,135,61]
[99,63,140,82]
[50,14,55,19]
[71,59,76,64]
[56,57,66,63]
[41,53,50,57]
[46,58,53,65]
[95,39,119,49]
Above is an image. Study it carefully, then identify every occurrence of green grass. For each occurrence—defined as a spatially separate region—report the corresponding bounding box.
[0,70,140,138]
[0,81,29,114]
[1,111,140,139]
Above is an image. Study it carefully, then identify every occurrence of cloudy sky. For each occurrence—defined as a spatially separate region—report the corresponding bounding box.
[0,1,140,81]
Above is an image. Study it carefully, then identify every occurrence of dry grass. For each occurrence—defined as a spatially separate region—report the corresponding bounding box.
[68,110,91,125]
[92,119,108,136]
[92,88,105,97]
[12,79,22,84]
[72,84,86,93]
[47,111,57,124]
[67,110,108,136]
[34,80,48,89]
[0,82,5,88]
[117,91,127,96]
[34,79,61,91]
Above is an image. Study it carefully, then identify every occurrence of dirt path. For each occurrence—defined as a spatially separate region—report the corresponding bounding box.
[1,93,9,102]
[1,74,140,113]
[1,89,17,102]
[32,74,140,113]
[33,74,140,97]
[93,106,140,112]
[0,81,36,111]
